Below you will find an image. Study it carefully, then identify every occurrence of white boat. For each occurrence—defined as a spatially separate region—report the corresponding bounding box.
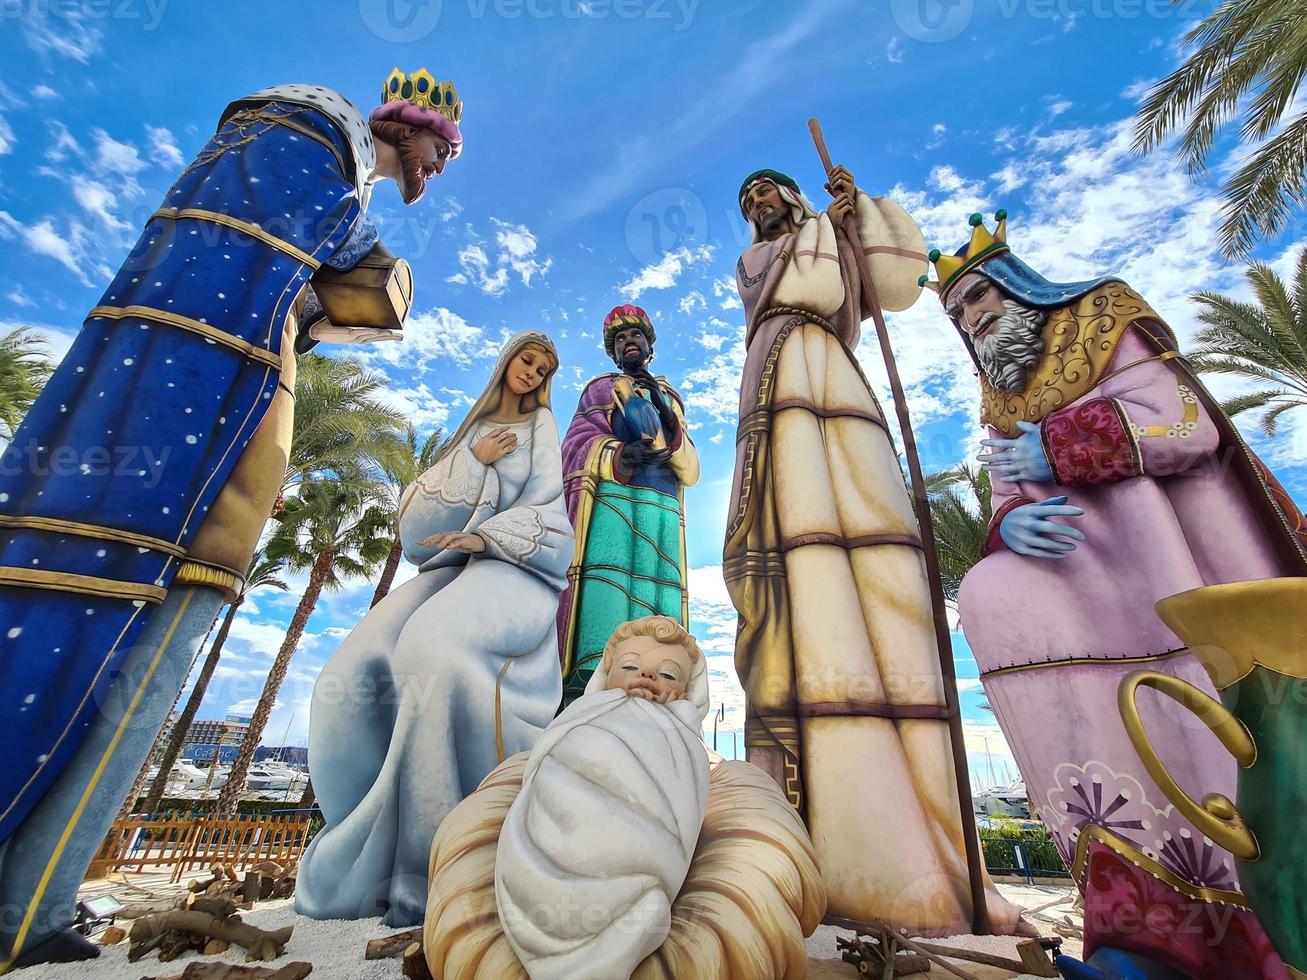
[247,762,308,793]
[973,780,1030,819]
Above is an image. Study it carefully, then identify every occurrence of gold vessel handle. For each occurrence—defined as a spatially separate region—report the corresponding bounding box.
[1118,670,1260,861]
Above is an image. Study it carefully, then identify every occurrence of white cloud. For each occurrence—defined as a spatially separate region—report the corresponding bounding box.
[679,331,746,426]
[0,116,14,156]
[447,220,551,296]
[72,178,129,232]
[677,290,707,315]
[91,129,147,193]
[22,11,103,63]
[686,565,746,747]
[886,37,903,64]
[1049,100,1073,119]
[365,305,498,373]
[6,288,34,309]
[618,245,716,299]
[0,212,95,286]
[145,125,184,168]
[31,84,56,100]
[711,275,742,311]
[372,379,454,433]
[991,163,1027,194]
[439,197,463,223]
[45,121,77,162]
[492,218,551,286]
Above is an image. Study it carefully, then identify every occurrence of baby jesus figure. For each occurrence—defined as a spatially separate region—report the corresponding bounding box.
[494,616,710,980]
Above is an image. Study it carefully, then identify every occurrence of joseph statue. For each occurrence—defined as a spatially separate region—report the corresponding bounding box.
[725,167,1021,936]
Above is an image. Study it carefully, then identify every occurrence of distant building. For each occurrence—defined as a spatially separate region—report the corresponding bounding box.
[181,714,252,750]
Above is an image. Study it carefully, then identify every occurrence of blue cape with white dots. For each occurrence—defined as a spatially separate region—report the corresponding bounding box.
[0,97,369,839]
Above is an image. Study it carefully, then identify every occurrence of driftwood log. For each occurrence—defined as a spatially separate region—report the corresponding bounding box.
[402,941,433,980]
[836,931,931,978]
[842,921,1062,979]
[364,928,422,960]
[129,910,293,963]
[146,962,313,980]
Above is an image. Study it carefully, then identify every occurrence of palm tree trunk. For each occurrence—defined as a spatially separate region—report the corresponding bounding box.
[297,778,316,810]
[216,547,335,817]
[369,536,403,607]
[140,597,243,815]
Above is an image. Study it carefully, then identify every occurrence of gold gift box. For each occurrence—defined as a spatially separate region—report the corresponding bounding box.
[309,245,413,332]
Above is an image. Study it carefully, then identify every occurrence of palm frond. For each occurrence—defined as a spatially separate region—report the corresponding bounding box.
[1261,395,1307,434]
[1219,388,1288,417]
[0,327,54,440]
[1219,109,1307,259]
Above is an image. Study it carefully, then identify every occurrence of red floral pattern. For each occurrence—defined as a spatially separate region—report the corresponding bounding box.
[1082,840,1291,980]
[1043,398,1140,486]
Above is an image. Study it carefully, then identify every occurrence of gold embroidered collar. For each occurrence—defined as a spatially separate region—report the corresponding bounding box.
[979,283,1167,437]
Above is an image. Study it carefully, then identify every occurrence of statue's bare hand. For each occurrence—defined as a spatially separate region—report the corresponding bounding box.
[999,495,1086,559]
[828,192,855,225]
[418,531,487,554]
[979,421,1054,483]
[473,426,517,465]
[824,164,856,201]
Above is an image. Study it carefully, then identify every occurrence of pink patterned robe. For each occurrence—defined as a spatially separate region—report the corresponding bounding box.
[961,297,1306,978]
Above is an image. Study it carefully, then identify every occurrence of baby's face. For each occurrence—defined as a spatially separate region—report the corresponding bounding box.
[606,636,692,703]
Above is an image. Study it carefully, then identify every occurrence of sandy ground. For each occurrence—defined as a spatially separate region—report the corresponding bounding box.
[15,879,1081,979]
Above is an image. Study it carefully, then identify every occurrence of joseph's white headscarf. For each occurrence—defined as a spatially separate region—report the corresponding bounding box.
[742,177,819,245]
[495,650,712,980]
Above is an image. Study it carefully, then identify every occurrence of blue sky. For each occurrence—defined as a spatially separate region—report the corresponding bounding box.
[2,0,1304,786]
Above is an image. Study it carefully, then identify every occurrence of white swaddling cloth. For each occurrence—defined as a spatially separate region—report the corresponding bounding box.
[494,656,710,980]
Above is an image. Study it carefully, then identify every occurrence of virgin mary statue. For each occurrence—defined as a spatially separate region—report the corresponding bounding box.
[296,331,574,928]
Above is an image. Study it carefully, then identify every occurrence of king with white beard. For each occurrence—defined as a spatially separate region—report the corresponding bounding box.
[922,211,1307,979]
[494,617,710,980]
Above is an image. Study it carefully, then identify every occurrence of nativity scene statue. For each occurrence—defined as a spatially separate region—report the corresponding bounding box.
[296,332,574,929]
[423,616,827,980]
[557,306,699,704]
[922,211,1307,980]
[0,67,460,970]
[725,166,1022,937]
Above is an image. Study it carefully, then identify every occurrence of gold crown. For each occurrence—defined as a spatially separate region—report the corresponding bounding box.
[919,209,1010,297]
[382,68,463,124]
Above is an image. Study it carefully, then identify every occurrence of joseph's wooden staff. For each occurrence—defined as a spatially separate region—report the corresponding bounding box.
[809,117,992,936]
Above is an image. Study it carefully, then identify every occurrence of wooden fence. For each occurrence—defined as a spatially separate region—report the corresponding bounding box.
[88,811,314,882]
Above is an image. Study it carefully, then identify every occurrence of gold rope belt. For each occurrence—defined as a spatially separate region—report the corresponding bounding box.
[756,306,837,333]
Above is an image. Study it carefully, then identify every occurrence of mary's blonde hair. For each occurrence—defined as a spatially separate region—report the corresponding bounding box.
[601,616,701,672]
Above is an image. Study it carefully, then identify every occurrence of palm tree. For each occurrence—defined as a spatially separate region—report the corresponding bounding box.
[925,464,993,604]
[926,464,998,713]
[281,353,406,512]
[1132,0,1307,258]
[1187,244,1307,435]
[0,327,53,440]
[369,423,451,606]
[140,552,288,815]
[215,477,394,816]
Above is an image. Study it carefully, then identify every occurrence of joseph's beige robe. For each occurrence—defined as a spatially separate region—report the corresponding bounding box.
[725,196,1021,936]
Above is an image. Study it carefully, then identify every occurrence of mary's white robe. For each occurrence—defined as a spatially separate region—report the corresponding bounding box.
[297,395,573,928]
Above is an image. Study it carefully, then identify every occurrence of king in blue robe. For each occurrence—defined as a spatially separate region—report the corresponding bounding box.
[0,69,465,969]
